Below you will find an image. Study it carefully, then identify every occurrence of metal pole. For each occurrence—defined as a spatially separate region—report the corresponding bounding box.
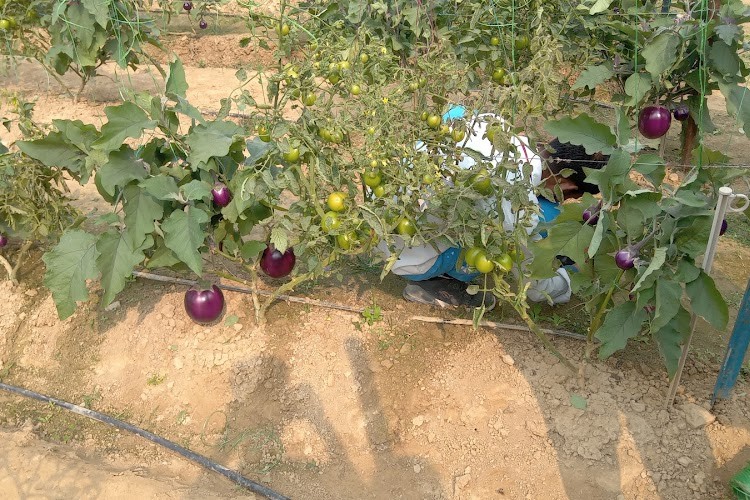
[665,187,734,407]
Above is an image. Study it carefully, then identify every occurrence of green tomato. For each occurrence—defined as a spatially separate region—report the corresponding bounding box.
[396,218,417,237]
[328,72,341,85]
[319,128,332,142]
[475,253,495,274]
[257,125,271,142]
[426,115,441,129]
[330,130,344,144]
[492,68,506,84]
[373,185,386,197]
[327,191,347,212]
[350,84,361,95]
[471,170,493,195]
[278,23,290,36]
[303,93,317,106]
[363,170,382,188]
[465,247,484,268]
[409,82,419,91]
[283,148,300,163]
[451,128,466,142]
[337,232,357,250]
[515,35,530,50]
[360,53,369,64]
[340,61,351,70]
[490,36,501,46]
[321,211,341,233]
[366,127,376,135]
[0,19,9,30]
[496,253,513,272]
[422,173,435,185]
[420,111,429,121]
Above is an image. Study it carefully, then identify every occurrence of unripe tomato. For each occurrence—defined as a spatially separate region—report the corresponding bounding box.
[427,115,441,129]
[420,111,429,121]
[0,19,9,30]
[515,35,530,50]
[257,125,271,142]
[490,36,501,46]
[475,253,495,274]
[321,211,341,233]
[283,148,300,163]
[360,53,369,64]
[328,72,341,85]
[340,61,351,70]
[303,93,317,106]
[373,185,386,197]
[363,169,382,188]
[451,128,466,142]
[496,253,513,272]
[337,232,357,250]
[465,247,484,267]
[278,24,290,36]
[492,68,506,84]
[409,82,419,91]
[471,169,493,195]
[366,127,376,135]
[396,218,417,237]
[350,84,361,95]
[327,191,347,212]
[422,173,435,185]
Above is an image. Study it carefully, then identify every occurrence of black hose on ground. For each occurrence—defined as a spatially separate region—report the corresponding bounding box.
[0,382,290,500]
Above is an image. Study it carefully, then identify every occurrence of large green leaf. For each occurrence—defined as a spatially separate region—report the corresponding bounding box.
[544,114,617,155]
[643,32,680,78]
[654,305,691,378]
[596,301,648,359]
[180,179,212,202]
[651,278,682,334]
[99,146,148,196]
[185,121,244,170]
[141,176,180,201]
[162,206,209,275]
[529,222,595,278]
[81,0,109,28]
[632,247,666,292]
[674,216,712,258]
[17,132,85,172]
[624,73,651,106]
[632,153,665,187]
[583,149,632,198]
[166,58,188,98]
[92,102,157,152]
[123,184,163,247]
[718,82,750,139]
[96,230,152,307]
[709,40,742,81]
[571,64,613,90]
[42,230,100,320]
[686,271,729,330]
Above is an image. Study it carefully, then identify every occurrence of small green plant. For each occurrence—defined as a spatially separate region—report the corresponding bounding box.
[147,373,166,386]
[362,301,383,326]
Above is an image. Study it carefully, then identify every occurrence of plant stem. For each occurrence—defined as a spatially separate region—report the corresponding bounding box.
[514,302,576,371]
[11,241,33,283]
[0,254,15,286]
[581,268,625,381]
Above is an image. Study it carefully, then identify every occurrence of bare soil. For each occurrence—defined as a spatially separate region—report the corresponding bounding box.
[1,25,750,500]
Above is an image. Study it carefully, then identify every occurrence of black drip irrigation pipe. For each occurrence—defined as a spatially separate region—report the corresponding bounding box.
[0,382,290,500]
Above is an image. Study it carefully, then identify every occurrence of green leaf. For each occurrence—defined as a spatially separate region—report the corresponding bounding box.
[651,278,683,333]
[675,216,712,257]
[675,258,701,283]
[224,315,240,327]
[92,102,157,152]
[570,394,588,410]
[632,247,667,292]
[588,0,613,14]
[17,132,86,173]
[530,222,595,278]
[544,114,616,155]
[596,301,648,359]
[624,73,651,105]
[584,149,632,198]
[81,0,109,28]
[146,239,181,269]
[614,106,631,146]
[245,138,273,166]
[714,24,742,45]
[123,185,163,247]
[42,230,100,320]
[270,226,288,254]
[654,306,691,378]
[180,180,212,202]
[693,147,729,167]
[96,230,152,307]
[617,190,662,238]
[588,216,606,258]
[632,153,665,187]
[186,121,244,170]
[99,146,148,196]
[709,40,741,80]
[162,207,209,275]
[140,176,180,201]
[166,59,188,97]
[643,32,680,78]
[718,82,750,139]
[571,64,613,90]
[686,271,729,330]
[241,240,267,261]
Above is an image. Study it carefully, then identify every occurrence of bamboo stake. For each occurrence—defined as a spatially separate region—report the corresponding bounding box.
[410,315,587,341]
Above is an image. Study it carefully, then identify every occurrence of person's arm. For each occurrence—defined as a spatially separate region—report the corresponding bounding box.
[527,267,572,305]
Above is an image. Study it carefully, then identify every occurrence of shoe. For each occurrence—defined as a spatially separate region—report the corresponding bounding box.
[403,278,496,311]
